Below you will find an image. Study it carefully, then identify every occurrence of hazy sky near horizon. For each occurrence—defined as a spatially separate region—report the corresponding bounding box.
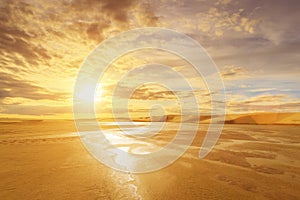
[0,0,299,118]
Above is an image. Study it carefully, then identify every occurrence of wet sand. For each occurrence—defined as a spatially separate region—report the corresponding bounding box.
[0,120,299,199]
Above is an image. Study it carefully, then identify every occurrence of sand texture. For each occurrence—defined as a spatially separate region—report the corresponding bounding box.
[0,118,299,199]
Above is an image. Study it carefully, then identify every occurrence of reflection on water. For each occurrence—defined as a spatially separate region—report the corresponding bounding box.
[89,122,197,154]
[78,121,201,173]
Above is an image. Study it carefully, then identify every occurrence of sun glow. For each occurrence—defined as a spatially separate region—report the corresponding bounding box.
[95,83,103,103]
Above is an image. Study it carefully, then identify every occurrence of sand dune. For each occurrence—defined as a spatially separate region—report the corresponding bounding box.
[164,112,300,125]
[225,113,300,125]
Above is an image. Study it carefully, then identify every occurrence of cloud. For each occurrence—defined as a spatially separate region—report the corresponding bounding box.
[0,0,160,117]
[0,72,66,102]
[221,65,249,79]
[101,0,137,22]
[155,0,299,78]
[156,0,262,37]
[226,94,300,113]
[130,85,177,100]
[1,104,72,115]
[243,94,287,105]
[249,88,276,93]
[0,0,299,117]
[68,0,137,22]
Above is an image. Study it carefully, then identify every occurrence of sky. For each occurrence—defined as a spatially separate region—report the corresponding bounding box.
[0,0,299,119]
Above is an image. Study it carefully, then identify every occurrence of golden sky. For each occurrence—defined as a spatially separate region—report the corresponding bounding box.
[0,0,299,118]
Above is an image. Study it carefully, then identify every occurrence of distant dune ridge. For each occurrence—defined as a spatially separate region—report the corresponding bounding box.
[4,113,298,125]
[223,113,300,125]
[130,113,300,125]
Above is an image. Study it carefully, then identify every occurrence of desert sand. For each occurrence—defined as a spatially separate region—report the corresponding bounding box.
[0,115,300,199]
